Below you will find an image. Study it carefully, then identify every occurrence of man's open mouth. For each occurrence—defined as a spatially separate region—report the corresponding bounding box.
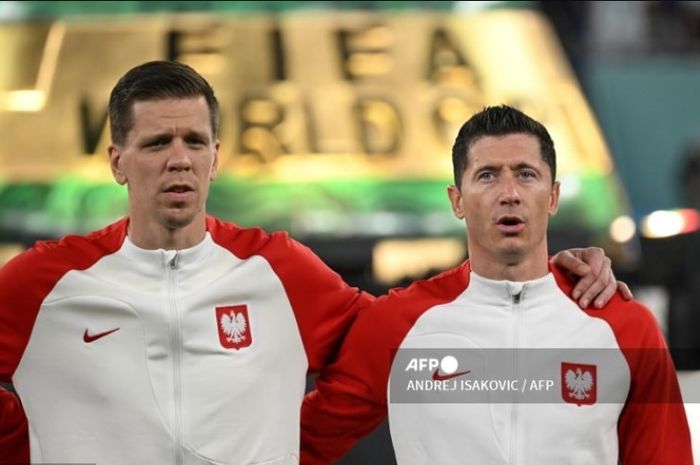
[496,215,525,233]
[164,184,193,193]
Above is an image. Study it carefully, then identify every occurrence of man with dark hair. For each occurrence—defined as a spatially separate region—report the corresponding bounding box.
[451,104,556,188]
[0,64,627,465]
[108,60,221,147]
[300,105,692,465]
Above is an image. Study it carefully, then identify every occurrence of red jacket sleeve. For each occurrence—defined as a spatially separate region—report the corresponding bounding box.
[0,246,55,464]
[589,297,694,465]
[259,231,375,373]
[0,386,28,464]
[0,220,127,464]
[618,308,693,465]
[300,297,392,465]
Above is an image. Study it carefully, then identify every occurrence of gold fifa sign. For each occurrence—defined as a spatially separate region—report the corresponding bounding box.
[0,10,611,182]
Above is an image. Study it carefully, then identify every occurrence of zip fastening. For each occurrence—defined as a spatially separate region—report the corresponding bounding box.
[509,289,523,465]
[168,252,184,465]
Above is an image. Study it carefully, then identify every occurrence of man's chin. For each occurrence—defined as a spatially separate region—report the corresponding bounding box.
[496,241,526,264]
[161,209,200,230]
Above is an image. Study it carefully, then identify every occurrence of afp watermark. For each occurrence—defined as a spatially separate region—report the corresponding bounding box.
[391,348,686,404]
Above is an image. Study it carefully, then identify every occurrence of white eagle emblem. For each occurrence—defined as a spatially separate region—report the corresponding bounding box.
[564,367,594,401]
[220,310,248,344]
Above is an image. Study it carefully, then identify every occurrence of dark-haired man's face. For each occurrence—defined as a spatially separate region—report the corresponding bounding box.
[448,133,559,267]
[108,97,219,236]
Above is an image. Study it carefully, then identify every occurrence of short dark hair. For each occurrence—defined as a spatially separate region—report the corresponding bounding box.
[451,105,556,187]
[109,60,220,145]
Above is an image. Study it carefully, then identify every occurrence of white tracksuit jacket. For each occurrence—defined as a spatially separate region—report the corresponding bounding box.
[301,261,693,465]
[0,216,372,465]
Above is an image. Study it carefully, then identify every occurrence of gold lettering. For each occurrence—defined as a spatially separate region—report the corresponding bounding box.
[237,85,310,162]
[356,98,401,155]
[428,28,479,89]
[78,97,108,155]
[338,24,394,80]
[239,96,286,162]
[167,23,228,74]
[432,95,481,148]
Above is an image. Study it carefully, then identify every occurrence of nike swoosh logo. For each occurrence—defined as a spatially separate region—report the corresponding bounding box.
[432,369,471,381]
[83,327,120,343]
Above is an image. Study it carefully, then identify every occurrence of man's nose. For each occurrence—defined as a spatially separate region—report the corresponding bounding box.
[167,140,193,171]
[499,174,521,205]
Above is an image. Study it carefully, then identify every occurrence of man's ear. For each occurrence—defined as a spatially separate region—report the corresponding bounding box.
[447,185,465,219]
[108,144,127,185]
[549,181,560,216]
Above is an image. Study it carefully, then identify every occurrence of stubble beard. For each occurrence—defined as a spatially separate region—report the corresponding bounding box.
[495,236,527,266]
[160,200,203,231]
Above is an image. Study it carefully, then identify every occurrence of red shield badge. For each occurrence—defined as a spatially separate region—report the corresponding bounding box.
[561,362,596,406]
[216,305,252,350]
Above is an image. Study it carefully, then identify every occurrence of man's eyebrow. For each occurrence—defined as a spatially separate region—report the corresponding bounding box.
[140,129,209,143]
[512,162,541,171]
[470,162,543,176]
[140,133,172,144]
[184,129,209,139]
[472,164,502,172]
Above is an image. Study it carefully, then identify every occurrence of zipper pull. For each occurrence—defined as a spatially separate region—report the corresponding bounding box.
[507,282,524,304]
[169,252,180,270]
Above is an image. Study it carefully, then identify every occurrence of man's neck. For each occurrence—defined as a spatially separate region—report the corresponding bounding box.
[127,216,207,250]
[469,247,550,282]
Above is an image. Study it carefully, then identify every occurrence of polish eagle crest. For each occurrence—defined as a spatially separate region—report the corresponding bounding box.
[564,367,594,401]
[220,310,247,344]
[561,362,597,405]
